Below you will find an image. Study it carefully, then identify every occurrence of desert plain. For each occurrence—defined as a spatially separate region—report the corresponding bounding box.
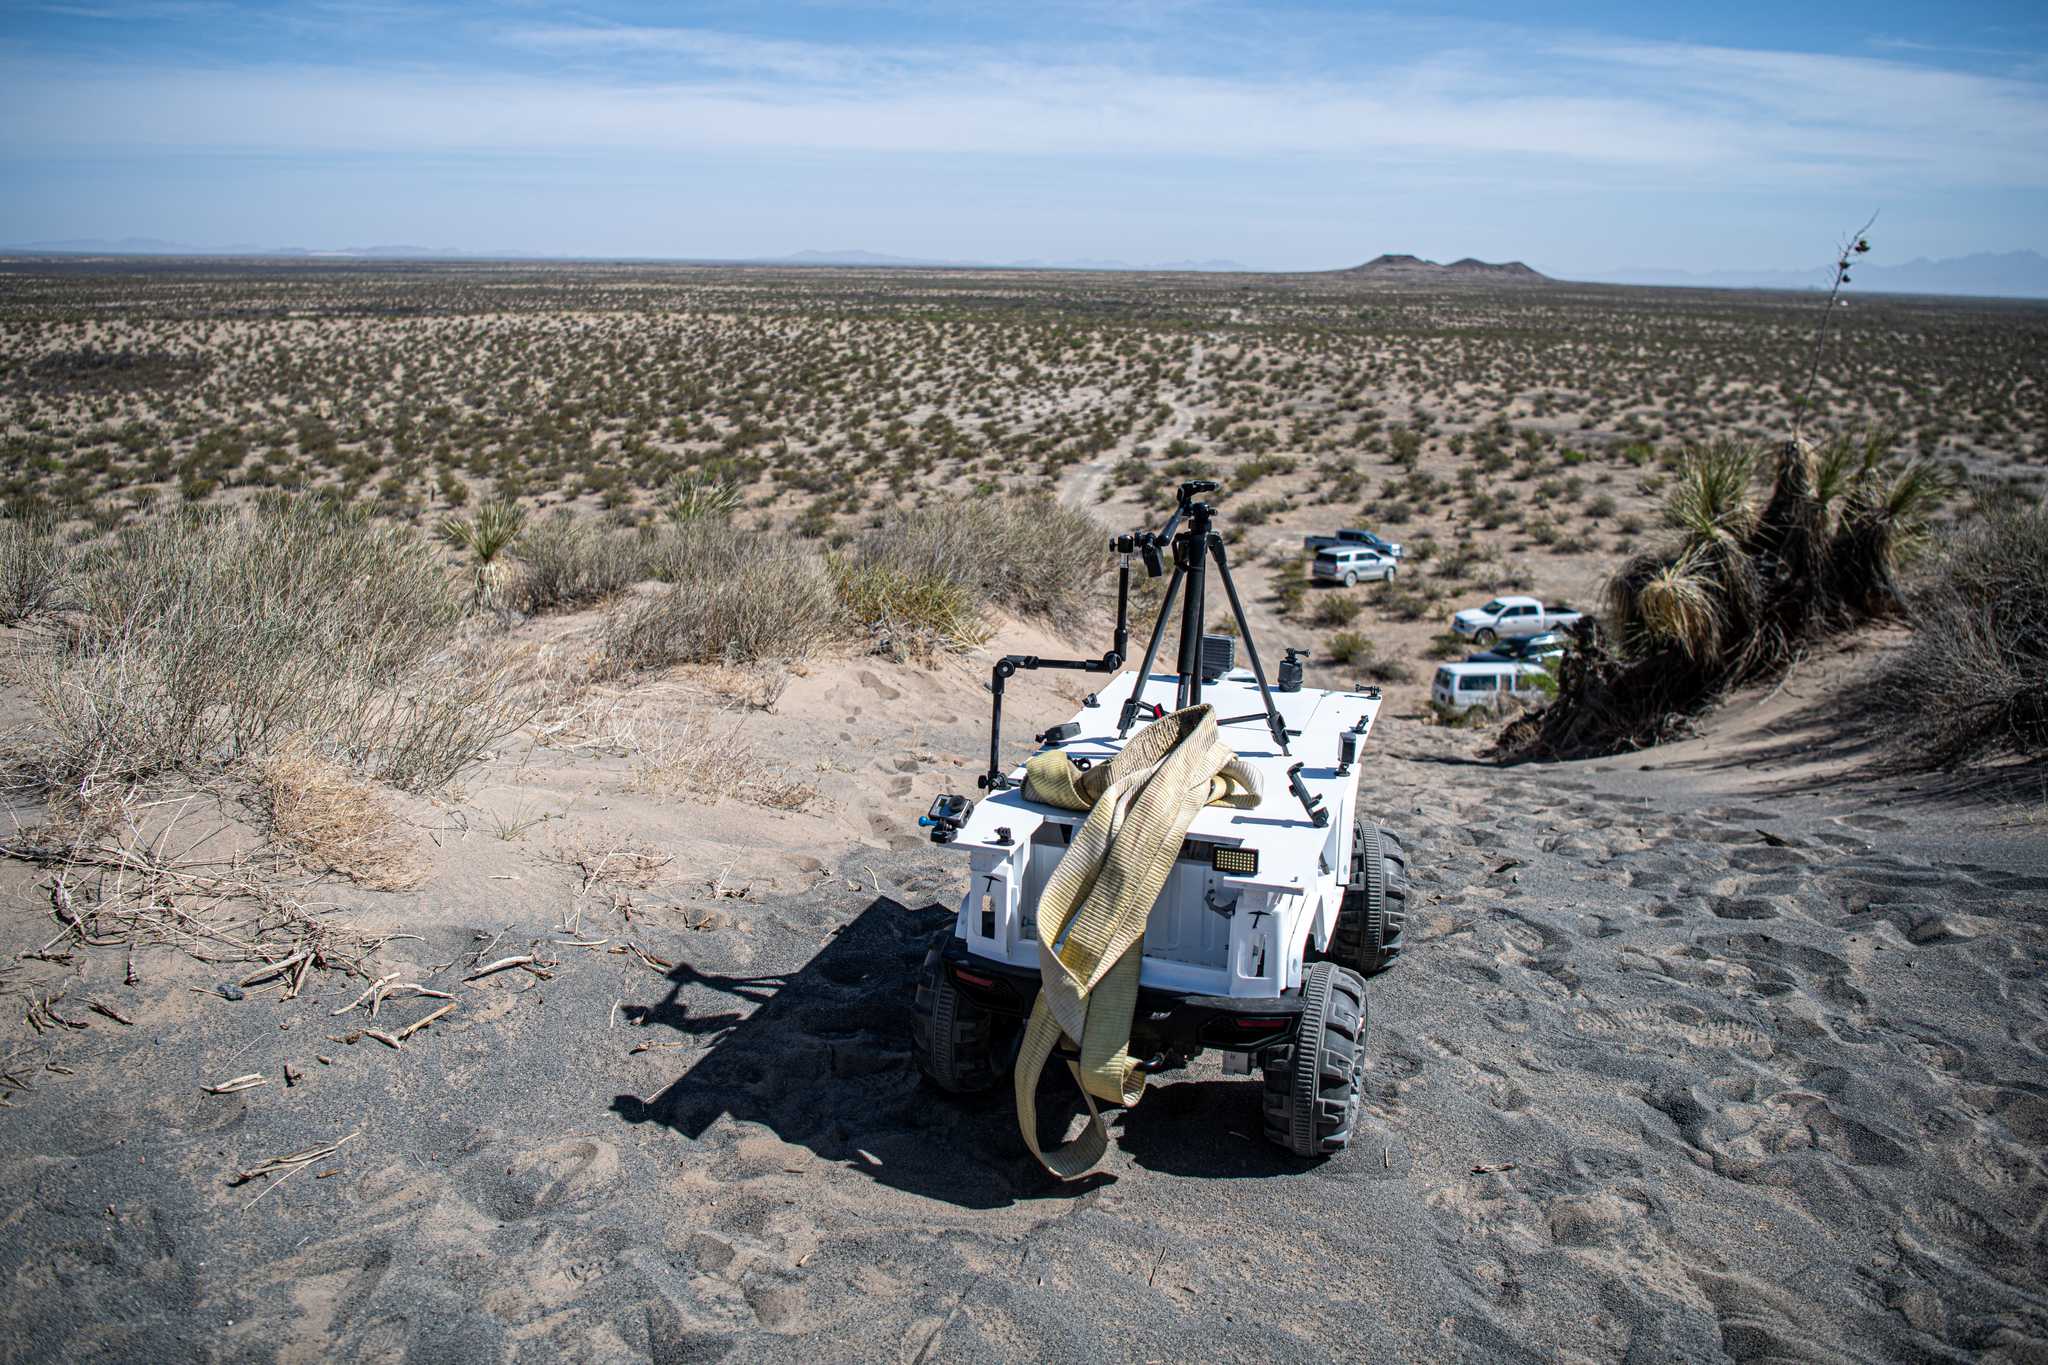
[0,257,2043,1362]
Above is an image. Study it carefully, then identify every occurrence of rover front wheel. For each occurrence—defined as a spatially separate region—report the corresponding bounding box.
[912,938,1010,1094]
[1333,824,1407,977]
[1262,961,1368,1158]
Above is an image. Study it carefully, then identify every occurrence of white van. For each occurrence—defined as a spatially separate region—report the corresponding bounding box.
[1431,660,1552,713]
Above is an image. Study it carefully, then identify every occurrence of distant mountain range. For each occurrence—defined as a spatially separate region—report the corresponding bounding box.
[1337,253,1550,284]
[1584,250,2048,299]
[2,237,548,259]
[5,239,2043,298]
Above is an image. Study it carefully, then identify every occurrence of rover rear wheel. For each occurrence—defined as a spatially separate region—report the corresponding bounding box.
[1262,961,1368,1157]
[912,938,1010,1094]
[1333,823,1407,977]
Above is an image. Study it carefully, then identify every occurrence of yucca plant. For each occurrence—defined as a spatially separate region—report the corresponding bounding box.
[1663,438,1758,548]
[440,499,526,607]
[661,475,742,527]
[1507,425,1946,760]
[1830,455,1949,617]
[1623,545,1722,662]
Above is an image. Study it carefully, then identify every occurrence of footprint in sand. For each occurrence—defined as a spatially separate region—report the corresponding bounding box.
[1835,812,1909,832]
[857,670,902,701]
[477,1138,623,1222]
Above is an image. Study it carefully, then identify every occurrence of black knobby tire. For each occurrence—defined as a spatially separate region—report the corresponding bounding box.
[1261,961,1368,1157]
[1332,823,1407,977]
[911,938,1009,1094]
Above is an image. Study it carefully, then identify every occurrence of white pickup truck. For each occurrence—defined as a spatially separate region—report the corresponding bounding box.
[1302,528,1403,559]
[1450,595,1584,646]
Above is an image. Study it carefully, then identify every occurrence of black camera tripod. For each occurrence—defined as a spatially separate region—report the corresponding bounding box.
[978,480,1292,791]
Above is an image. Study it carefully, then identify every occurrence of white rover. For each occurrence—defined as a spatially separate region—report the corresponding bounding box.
[912,482,1408,1158]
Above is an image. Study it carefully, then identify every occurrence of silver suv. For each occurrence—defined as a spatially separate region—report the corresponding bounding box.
[1311,545,1399,586]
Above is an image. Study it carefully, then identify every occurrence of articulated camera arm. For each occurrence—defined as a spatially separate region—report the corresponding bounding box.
[977,483,1228,792]
[980,649,1124,792]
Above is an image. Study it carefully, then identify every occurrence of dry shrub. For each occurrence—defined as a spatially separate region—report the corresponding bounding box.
[513,512,649,613]
[20,496,526,793]
[600,522,837,677]
[1866,498,2048,767]
[256,740,422,890]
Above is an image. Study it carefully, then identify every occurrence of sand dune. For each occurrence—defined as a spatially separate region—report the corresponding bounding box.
[1,679,2044,1361]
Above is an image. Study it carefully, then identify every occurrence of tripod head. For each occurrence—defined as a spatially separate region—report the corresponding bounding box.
[1113,480,1223,580]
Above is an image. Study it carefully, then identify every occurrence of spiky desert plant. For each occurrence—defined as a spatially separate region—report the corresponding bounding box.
[1629,545,1722,662]
[1829,455,1949,617]
[1506,424,1951,761]
[440,499,526,607]
[661,475,742,526]
[1663,438,1759,548]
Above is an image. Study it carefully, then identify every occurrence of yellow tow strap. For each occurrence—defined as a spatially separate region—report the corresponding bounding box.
[1014,704,1260,1179]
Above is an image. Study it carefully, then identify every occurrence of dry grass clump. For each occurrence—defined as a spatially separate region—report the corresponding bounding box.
[831,494,1106,656]
[598,522,838,677]
[850,494,1108,621]
[831,560,991,658]
[1865,498,2048,767]
[632,714,818,811]
[18,496,525,793]
[255,739,423,890]
[1505,434,1947,758]
[0,517,67,624]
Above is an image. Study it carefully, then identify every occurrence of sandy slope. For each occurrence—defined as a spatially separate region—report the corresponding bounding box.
[1,639,2045,1362]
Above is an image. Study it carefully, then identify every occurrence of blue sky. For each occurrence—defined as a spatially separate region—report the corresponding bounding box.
[3,1,2045,274]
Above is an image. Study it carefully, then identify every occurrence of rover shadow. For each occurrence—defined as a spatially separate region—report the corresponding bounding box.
[1112,1078,1317,1179]
[609,896,1106,1209]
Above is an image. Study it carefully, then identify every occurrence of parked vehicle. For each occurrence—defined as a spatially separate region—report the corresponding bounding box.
[1311,545,1399,586]
[1303,528,1404,559]
[1449,595,1583,646]
[1431,660,1553,712]
[1467,631,1568,664]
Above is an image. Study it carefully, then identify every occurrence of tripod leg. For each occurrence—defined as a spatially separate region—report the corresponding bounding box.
[1209,534,1291,755]
[1119,563,1184,737]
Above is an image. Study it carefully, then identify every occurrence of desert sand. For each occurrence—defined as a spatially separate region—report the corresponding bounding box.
[1,622,2043,1364]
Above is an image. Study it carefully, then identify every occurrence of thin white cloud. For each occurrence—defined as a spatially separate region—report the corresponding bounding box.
[502,24,891,83]
[4,25,2044,190]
